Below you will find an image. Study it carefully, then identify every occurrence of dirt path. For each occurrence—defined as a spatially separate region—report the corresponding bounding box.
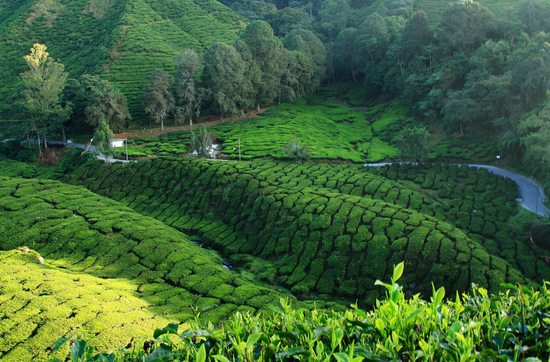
[114,107,272,140]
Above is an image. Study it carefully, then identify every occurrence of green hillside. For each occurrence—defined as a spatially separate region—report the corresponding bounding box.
[0,0,246,121]
[3,154,547,304]
[0,175,342,361]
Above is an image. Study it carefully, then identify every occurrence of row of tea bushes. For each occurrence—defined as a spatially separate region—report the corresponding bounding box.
[124,96,399,161]
[59,157,539,304]
[0,177,321,361]
[430,136,501,163]
[46,272,550,362]
[1,154,547,290]
[0,249,172,362]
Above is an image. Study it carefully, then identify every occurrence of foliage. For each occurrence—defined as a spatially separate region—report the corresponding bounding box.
[47,264,550,361]
[174,49,205,127]
[190,126,213,159]
[281,136,310,163]
[18,43,72,153]
[15,154,540,305]
[0,176,316,361]
[396,125,433,162]
[202,42,252,120]
[140,69,175,132]
[93,120,114,161]
[0,0,246,124]
[72,74,131,133]
[238,20,286,110]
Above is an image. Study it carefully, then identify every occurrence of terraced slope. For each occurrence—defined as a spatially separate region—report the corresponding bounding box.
[0,176,326,360]
[0,249,172,362]
[0,0,246,120]
[28,156,535,305]
[126,93,407,162]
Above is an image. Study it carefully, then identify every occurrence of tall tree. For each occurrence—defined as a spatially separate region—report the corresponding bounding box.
[238,21,285,111]
[401,11,434,63]
[140,69,174,131]
[518,0,550,36]
[318,0,353,38]
[279,49,315,102]
[190,126,212,159]
[203,42,251,121]
[284,29,327,86]
[396,126,433,163]
[74,74,131,133]
[19,43,72,154]
[93,120,114,162]
[174,49,205,127]
[264,8,310,37]
[439,0,495,55]
[333,27,359,82]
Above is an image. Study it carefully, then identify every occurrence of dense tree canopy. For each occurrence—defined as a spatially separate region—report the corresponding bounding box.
[203,42,252,120]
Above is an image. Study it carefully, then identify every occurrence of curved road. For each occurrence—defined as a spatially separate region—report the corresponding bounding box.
[364,162,549,217]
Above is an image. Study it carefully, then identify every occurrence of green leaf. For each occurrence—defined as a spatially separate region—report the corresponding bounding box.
[500,283,518,291]
[153,323,179,339]
[144,345,174,362]
[392,262,404,283]
[246,333,263,349]
[497,316,514,330]
[195,344,206,362]
[90,353,115,362]
[70,338,87,362]
[53,335,72,352]
[179,329,215,340]
[334,352,351,362]
[313,325,331,339]
[278,348,310,358]
[212,355,231,362]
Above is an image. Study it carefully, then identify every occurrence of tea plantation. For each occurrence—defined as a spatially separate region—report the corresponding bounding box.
[0,176,347,361]
[125,93,503,164]
[0,0,245,119]
[1,151,550,359]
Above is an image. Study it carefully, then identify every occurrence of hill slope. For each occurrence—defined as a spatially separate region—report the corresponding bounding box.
[0,175,331,360]
[0,0,246,120]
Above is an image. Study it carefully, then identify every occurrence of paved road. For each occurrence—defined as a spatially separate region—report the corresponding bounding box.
[364,162,549,217]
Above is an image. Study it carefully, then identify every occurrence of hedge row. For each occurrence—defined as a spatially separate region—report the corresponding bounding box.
[0,177,332,361]
[0,249,172,362]
[58,157,540,304]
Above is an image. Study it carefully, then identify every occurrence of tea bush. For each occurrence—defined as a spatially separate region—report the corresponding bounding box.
[1,177,349,361]
[44,263,550,362]
[46,156,544,304]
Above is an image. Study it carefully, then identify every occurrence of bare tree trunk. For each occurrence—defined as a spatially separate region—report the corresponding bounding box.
[256,103,260,112]
[189,118,193,127]
[350,59,357,83]
[36,128,42,156]
[161,119,164,132]
[220,113,224,122]
[44,131,48,149]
